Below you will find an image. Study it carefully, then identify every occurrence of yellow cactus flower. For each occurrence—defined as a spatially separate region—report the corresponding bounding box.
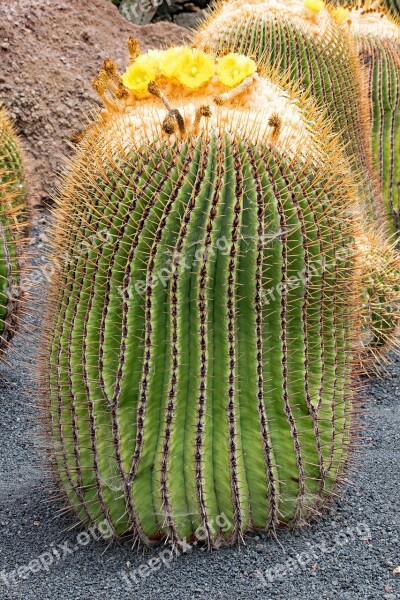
[121,51,161,96]
[217,53,257,88]
[331,7,350,25]
[160,46,216,89]
[304,0,325,13]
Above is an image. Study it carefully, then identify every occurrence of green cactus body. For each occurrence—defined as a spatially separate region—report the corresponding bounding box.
[0,107,26,356]
[194,0,381,225]
[42,53,359,546]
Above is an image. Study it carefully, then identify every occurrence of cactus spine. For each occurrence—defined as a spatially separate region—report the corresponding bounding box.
[41,45,360,546]
[194,0,381,224]
[0,106,26,356]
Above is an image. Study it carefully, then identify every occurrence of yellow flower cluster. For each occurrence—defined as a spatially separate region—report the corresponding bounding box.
[121,47,257,97]
[303,0,325,13]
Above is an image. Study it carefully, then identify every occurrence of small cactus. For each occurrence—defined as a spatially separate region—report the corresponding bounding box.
[194,0,382,225]
[41,44,360,546]
[0,106,26,357]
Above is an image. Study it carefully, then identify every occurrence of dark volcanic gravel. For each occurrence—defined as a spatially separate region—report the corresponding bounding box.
[0,219,399,600]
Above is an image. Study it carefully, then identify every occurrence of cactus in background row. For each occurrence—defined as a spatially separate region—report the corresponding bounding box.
[332,6,400,237]
[0,106,26,357]
[41,43,360,546]
[194,0,382,225]
[357,228,400,367]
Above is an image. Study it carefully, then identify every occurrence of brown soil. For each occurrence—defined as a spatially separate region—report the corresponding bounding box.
[0,0,188,207]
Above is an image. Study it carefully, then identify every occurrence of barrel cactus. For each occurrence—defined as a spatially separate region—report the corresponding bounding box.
[42,43,360,546]
[194,0,382,224]
[0,106,26,357]
[331,5,400,237]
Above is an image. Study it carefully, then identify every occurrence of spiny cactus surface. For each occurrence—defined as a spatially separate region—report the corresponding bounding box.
[42,46,359,546]
[0,106,26,356]
[194,0,381,224]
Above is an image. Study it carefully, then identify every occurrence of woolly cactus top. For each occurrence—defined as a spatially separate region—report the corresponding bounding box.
[92,42,320,158]
[334,5,400,35]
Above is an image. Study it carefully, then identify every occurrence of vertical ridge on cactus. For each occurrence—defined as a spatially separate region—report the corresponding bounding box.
[0,106,26,357]
[194,0,383,226]
[41,45,360,546]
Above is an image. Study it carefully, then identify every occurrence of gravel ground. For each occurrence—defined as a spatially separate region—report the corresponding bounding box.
[0,219,399,600]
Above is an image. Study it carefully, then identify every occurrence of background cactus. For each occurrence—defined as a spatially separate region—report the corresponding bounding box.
[334,6,400,237]
[357,228,400,367]
[0,106,26,357]
[41,45,360,546]
[194,0,382,225]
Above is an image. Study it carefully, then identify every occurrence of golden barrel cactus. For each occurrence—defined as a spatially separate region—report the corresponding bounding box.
[41,43,360,546]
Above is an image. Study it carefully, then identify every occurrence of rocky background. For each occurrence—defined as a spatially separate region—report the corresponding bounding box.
[117,0,209,30]
[0,0,189,208]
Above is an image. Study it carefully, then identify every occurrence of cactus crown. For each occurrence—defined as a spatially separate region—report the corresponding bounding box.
[332,3,400,34]
[91,41,334,160]
[198,0,331,27]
